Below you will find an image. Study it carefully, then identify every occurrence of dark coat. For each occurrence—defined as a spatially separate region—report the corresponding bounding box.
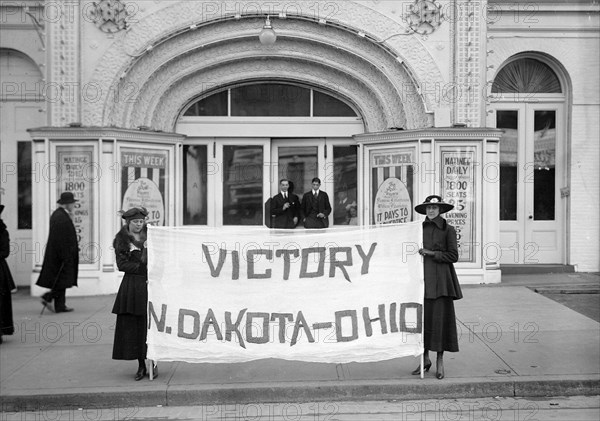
[0,219,15,336]
[422,216,463,300]
[270,192,300,228]
[36,208,79,290]
[112,225,148,316]
[0,219,16,293]
[301,190,332,228]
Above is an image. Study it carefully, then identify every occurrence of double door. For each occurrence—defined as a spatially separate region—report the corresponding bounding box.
[493,103,565,264]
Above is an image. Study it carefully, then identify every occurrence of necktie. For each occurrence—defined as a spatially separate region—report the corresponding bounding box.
[313,191,318,198]
[284,193,287,199]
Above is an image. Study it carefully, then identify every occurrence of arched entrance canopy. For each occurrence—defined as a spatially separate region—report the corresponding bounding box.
[86,2,443,132]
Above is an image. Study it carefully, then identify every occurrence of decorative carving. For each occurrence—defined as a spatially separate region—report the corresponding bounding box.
[406,0,443,35]
[48,0,79,125]
[117,34,409,129]
[89,0,128,33]
[84,1,443,131]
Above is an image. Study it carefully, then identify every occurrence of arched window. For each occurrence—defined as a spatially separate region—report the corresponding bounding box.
[183,83,357,117]
[0,48,43,101]
[492,58,562,94]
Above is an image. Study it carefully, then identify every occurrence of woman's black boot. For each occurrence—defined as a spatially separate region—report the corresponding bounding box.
[135,360,147,381]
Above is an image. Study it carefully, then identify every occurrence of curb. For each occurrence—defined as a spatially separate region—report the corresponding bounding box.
[533,287,600,294]
[3,376,599,412]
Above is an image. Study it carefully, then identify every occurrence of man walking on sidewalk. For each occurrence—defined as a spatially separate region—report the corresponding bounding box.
[36,192,79,313]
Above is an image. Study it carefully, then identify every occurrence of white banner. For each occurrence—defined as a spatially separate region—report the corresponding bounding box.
[147,222,424,364]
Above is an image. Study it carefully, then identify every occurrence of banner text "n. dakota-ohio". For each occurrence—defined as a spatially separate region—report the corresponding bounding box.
[148,301,421,348]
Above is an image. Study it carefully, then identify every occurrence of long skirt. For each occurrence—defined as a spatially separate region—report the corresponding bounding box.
[112,314,147,360]
[424,297,459,352]
[0,292,14,336]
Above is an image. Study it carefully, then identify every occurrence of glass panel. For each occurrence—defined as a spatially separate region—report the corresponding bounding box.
[313,91,357,117]
[17,141,32,229]
[277,146,318,199]
[333,146,358,225]
[183,145,208,225]
[533,110,556,220]
[223,146,263,225]
[231,84,310,116]
[492,58,561,93]
[183,91,227,116]
[497,110,518,221]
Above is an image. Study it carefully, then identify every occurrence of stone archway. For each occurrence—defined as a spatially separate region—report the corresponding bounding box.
[85,2,445,132]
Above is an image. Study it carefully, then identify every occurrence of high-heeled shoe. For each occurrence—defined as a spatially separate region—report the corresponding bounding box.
[411,361,431,375]
[436,364,445,379]
[135,366,147,381]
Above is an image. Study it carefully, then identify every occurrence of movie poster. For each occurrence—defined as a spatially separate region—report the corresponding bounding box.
[120,147,169,226]
[56,146,95,264]
[440,148,476,262]
[370,149,415,225]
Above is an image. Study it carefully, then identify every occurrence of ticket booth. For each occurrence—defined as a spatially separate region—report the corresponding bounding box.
[356,127,503,284]
[27,127,184,296]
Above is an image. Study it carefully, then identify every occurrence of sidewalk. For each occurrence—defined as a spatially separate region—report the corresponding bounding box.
[1,273,598,412]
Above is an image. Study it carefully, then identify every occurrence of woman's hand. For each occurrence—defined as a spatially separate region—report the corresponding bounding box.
[419,248,434,257]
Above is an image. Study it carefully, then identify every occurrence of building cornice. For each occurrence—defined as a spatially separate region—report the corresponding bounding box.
[27,126,185,143]
[355,127,503,144]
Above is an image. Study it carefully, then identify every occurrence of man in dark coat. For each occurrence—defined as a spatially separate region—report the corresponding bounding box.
[270,179,300,229]
[301,177,332,229]
[37,192,79,313]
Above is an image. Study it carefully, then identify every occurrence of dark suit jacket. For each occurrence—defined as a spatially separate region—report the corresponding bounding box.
[36,208,79,290]
[301,190,332,228]
[270,192,300,229]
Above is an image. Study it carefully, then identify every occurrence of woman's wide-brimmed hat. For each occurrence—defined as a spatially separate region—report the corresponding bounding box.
[57,192,78,204]
[121,206,149,221]
[415,195,454,215]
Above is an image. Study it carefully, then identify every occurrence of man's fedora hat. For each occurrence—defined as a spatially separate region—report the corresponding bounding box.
[415,195,454,215]
[57,192,78,204]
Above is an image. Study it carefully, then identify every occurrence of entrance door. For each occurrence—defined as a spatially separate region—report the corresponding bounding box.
[217,139,270,226]
[270,139,325,200]
[495,104,565,264]
[271,139,359,226]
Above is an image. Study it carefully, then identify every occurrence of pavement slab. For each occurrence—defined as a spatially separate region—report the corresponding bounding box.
[1,274,599,411]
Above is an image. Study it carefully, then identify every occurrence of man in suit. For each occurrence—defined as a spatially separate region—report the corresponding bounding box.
[270,179,300,228]
[301,177,332,229]
[36,192,79,313]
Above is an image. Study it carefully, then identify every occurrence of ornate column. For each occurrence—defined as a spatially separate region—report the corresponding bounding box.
[46,0,80,125]
[452,0,486,127]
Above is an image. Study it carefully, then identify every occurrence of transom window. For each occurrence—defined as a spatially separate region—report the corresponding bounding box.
[183,83,357,117]
[492,58,562,94]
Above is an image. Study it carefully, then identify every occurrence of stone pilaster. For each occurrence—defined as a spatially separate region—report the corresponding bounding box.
[46,0,80,126]
[453,0,485,126]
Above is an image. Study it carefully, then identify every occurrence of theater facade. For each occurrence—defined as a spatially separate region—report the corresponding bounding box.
[1,1,598,295]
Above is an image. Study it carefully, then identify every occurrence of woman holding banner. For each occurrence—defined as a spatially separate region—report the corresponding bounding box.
[112,207,157,381]
[413,195,463,379]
